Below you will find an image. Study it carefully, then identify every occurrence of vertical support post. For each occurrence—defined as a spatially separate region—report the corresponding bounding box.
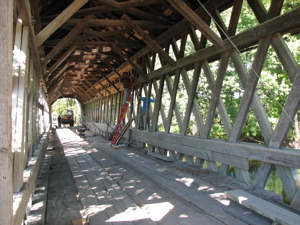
[145,82,152,130]
[49,105,52,128]
[136,88,142,129]
[112,94,116,125]
[106,97,109,123]
[118,92,122,120]
[97,99,99,122]
[12,21,30,192]
[0,0,13,223]
[109,96,112,124]
[100,98,103,123]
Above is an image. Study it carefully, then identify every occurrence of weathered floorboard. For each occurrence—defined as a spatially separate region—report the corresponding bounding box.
[226,189,300,225]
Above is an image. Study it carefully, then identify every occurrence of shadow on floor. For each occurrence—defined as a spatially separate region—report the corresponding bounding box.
[46,133,83,225]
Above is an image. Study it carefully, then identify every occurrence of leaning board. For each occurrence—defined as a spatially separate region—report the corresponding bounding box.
[226,189,300,225]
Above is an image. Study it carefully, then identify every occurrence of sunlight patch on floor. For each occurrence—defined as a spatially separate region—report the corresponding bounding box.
[106,202,174,222]
[175,177,194,187]
[82,204,113,218]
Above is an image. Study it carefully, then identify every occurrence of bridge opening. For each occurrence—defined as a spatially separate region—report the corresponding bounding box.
[51,98,82,128]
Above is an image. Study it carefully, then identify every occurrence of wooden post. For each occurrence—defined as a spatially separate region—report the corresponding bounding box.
[36,0,88,47]
[0,0,13,224]
[12,21,29,192]
[99,98,103,123]
[49,104,52,128]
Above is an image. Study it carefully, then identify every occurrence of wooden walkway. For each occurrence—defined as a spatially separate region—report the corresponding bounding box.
[55,128,271,225]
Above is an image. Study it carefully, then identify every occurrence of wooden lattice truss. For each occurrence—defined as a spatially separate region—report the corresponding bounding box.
[29,0,300,208]
[82,0,300,209]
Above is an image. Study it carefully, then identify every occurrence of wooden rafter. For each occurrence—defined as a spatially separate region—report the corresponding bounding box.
[36,0,88,47]
[167,0,224,47]
[46,44,77,77]
[67,18,168,29]
[43,16,92,64]
[123,15,175,65]
[97,0,162,9]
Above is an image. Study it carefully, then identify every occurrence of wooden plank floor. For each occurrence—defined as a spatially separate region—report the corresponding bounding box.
[55,128,272,225]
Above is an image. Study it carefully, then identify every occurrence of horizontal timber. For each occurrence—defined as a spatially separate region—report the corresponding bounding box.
[130,129,300,169]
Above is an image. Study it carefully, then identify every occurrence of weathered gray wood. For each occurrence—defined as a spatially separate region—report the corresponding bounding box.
[202,61,232,135]
[247,0,299,82]
[269,72,300,148]
[230,37,271,142]
[249,1,300,197]
[130,129,300,169]
[180,70,204,134]
[96,135,248,225]
[148,152,174,162]
[231,52,273,143]
[36,0,88,47]
[16,0,48,94]
[135,88,142,128]
[228,0,243,36]
[132,129,249,169]
[182,63,201,135]
[171,40,204,134]
[13,135,48,225]
[202,53,230,138]
[12,20,27,192]
[166,70,181,132]
[0,0,13,224]
[145,82,152,130]
[167,0,224,47]
[257,72,300,200]
[212,6,273,144]
[226,189,300,225]
[165,76,183,131]
[291,187,300,209]
[153,80,167,130]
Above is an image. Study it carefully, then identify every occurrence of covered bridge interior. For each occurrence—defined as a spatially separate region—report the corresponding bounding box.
[1,0,300,224]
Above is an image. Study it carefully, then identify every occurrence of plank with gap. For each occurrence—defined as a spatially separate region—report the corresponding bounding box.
[226,189,300,225]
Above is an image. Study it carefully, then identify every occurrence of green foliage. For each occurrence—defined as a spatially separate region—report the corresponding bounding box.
[52,98,81,125]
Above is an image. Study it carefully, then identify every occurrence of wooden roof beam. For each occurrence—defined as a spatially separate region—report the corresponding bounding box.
[84,0,229,93]
[71,40,144,48]
[77,86,94,100]
[84,28,130,39]
[48,79,64,97]
[112,45,148,80]
[67,18,168,29]
[103,76,120,92]
[47,62,70,84]
[76,5,170,24]
[123,15,175,65]
[96,0,162,9]
[167,0,224,47]
[71,87,87,103]
[46,44,77,77]
[43,16,92,65]
[36,0,89,47]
